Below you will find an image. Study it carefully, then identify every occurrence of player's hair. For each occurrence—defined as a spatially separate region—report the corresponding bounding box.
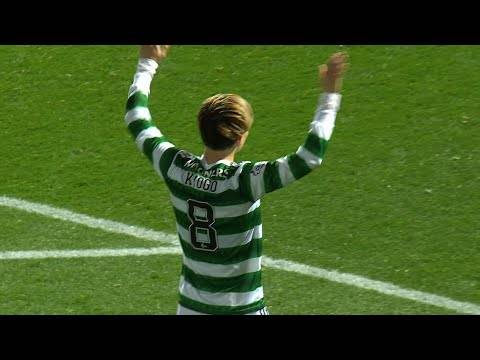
[198,94,253,151]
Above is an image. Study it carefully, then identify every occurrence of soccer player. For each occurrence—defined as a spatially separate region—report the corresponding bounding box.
[125,45,348,315]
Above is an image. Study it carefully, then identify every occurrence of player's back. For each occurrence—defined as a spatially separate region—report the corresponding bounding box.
[162,149,265,315]
[125,52,345,315]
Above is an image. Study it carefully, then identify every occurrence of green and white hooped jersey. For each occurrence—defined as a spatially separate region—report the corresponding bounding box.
[125,58,341,315]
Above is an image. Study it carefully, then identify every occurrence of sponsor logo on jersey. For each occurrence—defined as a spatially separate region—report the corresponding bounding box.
[184,159,230,179]
[251,163,266,176]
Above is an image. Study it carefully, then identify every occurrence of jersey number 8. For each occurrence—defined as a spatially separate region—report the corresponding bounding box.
[187,199,218,251]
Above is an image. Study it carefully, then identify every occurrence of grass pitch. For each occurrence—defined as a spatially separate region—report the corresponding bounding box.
[0,45,478,314]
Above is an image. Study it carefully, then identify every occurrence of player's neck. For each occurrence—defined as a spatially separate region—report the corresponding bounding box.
[203,147,236,165]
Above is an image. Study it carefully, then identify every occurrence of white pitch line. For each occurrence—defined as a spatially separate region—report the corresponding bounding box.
[0,196,179,246]
[262,257,480,315]
[1,195,479,315]
[0,246,181,260]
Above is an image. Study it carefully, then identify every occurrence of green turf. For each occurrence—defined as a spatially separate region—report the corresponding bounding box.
[0,45,478,314]
[0,207,160,251]
[0,257,453,315]
[263,268,454,315]
[0,255,181,314]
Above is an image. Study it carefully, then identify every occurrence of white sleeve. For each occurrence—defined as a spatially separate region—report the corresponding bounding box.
[128,58,159,98]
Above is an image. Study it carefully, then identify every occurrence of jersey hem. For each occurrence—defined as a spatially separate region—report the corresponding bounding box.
[179,296,266,315]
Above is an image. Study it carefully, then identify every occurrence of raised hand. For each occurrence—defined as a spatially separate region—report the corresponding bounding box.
[139,45,171,63]
[319,52,349,93]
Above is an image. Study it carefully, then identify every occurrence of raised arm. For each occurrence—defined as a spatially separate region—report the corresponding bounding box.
[239,52,349,202]
[125,45,177,180]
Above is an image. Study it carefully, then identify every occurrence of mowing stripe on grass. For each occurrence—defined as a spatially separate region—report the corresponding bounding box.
[0,247,181,260]
[1,195,480,315]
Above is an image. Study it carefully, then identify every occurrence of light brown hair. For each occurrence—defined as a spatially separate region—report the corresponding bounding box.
[198,94,253,151]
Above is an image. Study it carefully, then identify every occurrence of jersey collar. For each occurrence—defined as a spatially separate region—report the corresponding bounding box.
[198,155,233,169]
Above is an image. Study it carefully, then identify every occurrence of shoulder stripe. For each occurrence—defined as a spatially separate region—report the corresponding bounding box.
[231,161,248,191]
[159,147,180,178]
[261,161,283,194]
[249,161,267,200]
[142,137,165,162]
[135,127,162,152]
[141,136,167,163]
[152,141,175,178]
[237,162,255,202]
